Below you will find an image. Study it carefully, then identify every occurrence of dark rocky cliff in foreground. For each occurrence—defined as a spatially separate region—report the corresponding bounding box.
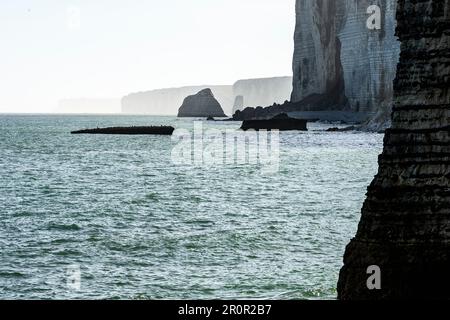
[338,0,450,299]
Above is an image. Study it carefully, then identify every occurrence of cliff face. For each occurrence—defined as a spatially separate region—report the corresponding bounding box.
[291,0,348,107]
[338,0,450,299]
[177,89,227,118]
[339,0,399,113]
[122,77,292,116]
[289,0,400,128]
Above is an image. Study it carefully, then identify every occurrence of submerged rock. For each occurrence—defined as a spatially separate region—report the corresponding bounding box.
[338,0,450,299]
[240,113,307,131]
[177,88,227,118]
[71,126,175,135]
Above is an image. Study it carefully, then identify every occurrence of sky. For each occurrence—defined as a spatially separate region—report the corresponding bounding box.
[0,0,295,113]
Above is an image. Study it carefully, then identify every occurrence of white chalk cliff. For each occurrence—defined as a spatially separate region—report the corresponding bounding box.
[291,0,400,130]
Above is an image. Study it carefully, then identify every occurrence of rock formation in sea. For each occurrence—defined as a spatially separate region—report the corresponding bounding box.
[121,77,292,116]
[241,113,307,131]
[338,0,450,299]
[235,0,400,130]
[177,88,227,118]
[71,126,175,135]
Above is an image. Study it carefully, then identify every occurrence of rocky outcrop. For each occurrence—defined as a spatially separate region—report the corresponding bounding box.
[338,0,450,299]
[177,89,227,118]
[241,113,307,131]
[122,77,292,116]
[71,126,175,135]
[232,100,373,123]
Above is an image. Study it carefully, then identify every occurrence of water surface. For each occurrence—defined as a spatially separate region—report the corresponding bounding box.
[0,114,383,299]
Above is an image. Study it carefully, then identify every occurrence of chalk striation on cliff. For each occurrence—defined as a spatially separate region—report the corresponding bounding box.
[122,85,233,116]
[292,0,400,127]
[338,0,450,299]
[291,0,348,108]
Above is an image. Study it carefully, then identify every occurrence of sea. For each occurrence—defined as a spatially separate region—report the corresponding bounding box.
[0,114,383,299]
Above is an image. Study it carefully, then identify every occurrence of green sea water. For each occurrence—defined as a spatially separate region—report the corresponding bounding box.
[0,114,383,299]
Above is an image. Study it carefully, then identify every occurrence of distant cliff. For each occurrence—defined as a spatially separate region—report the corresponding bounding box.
[121,77,292,116]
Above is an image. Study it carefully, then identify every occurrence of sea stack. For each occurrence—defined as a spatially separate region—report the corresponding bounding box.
[177,88,227,118]
[338,0,450,299]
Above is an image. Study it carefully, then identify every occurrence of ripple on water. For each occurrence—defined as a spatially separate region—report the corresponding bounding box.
[0,116,383,299]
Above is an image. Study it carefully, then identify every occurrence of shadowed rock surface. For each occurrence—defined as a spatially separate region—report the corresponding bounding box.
[232,101,374,124]
[71,126,175,135]
[338,0,450,299]
[241,113,307,131]
[178,89,227,118]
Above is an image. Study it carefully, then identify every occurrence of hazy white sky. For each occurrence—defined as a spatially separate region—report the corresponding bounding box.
[0,0,295,113]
